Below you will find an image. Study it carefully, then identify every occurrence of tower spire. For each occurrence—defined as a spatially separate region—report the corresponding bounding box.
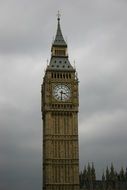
[52,11,67,47]
[49,14,74,71]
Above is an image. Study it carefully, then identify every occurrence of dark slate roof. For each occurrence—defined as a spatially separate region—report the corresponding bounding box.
[48,16,74,71]
[47,57,74,71]
[52,18,67,47]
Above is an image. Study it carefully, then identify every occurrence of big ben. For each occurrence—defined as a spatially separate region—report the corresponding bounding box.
[41,14,80,190]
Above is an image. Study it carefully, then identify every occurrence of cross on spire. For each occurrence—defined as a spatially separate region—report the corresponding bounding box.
[57,10,61,21]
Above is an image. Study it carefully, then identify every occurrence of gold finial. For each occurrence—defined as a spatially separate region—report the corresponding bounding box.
[57,10,61,21]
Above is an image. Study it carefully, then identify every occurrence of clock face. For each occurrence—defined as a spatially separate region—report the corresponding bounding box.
[53,84,71,101]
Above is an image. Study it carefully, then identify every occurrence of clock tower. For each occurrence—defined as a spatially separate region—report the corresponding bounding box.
[41,15,79,190]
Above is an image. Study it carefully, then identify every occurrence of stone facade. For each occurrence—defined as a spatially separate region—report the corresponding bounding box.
[41,16,80,190]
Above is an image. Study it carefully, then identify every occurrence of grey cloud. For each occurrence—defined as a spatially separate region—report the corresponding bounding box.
[0,0,127,189]
[0,103,41,190]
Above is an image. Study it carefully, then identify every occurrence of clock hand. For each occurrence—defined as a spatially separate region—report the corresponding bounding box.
[62,92,68,97]
[60,90,63,100]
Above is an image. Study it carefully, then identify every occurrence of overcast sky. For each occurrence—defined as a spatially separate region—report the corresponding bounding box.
[0,0,127,189]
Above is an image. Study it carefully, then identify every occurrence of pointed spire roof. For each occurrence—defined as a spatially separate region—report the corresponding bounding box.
[52,13,67,47]
[47,13,74,71]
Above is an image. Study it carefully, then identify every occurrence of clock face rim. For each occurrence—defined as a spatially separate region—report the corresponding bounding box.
[53,84,71,102]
